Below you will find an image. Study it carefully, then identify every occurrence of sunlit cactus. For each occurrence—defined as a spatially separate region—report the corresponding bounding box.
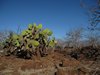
[3,23,56,58]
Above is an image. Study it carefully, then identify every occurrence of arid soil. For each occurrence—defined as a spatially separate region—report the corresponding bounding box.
[0,51,100,75]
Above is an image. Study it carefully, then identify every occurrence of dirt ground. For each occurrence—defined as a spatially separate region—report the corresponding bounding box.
[0,51,100,75]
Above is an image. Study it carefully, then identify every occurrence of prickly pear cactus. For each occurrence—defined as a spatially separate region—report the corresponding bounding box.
[3,23,57,58]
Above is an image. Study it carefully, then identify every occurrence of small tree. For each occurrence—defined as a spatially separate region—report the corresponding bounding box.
[88,0,100,30]
[85,0,100,47]
[66,28,83,49]
[81,0,100,47]
[86,31,100,47]
[55,39,65,50]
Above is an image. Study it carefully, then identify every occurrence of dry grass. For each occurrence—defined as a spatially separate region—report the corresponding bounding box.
[0,51,99,75]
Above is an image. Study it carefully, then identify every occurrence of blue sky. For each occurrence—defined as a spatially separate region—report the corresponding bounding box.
[0,0,96,39]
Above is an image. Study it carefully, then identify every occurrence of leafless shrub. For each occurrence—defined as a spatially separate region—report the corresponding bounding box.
[0,30,11,43]
[65,27,84,50]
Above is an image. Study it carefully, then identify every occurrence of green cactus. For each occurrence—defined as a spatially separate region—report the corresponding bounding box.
[33,23,37,27]
[12,34,19,40]
[28,24,33,30]
[37,24,42,29]
[14,40,20,47]
[41,28,52,36]
[3,23,56,58]
[30,40,39,47]
[21,30,28,36]
[47,37,57,48]
[34,34,39,39]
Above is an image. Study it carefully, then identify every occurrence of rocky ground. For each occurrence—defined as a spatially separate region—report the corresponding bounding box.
[0,51,100,75]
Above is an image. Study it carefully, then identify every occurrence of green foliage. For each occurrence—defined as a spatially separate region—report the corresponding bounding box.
[30,40,39,47]
[33,23,36,27]
[40,29,53,40]
[49,40,55,47]
[12,34,19,40]
[28,24,33,30]
[21,30,28,36]
[14,40,20,47]
[3,23,57,58]
[49,38,57,47]
[0,42,3,47]
[37,24,42,29]
[34,34,39,39]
